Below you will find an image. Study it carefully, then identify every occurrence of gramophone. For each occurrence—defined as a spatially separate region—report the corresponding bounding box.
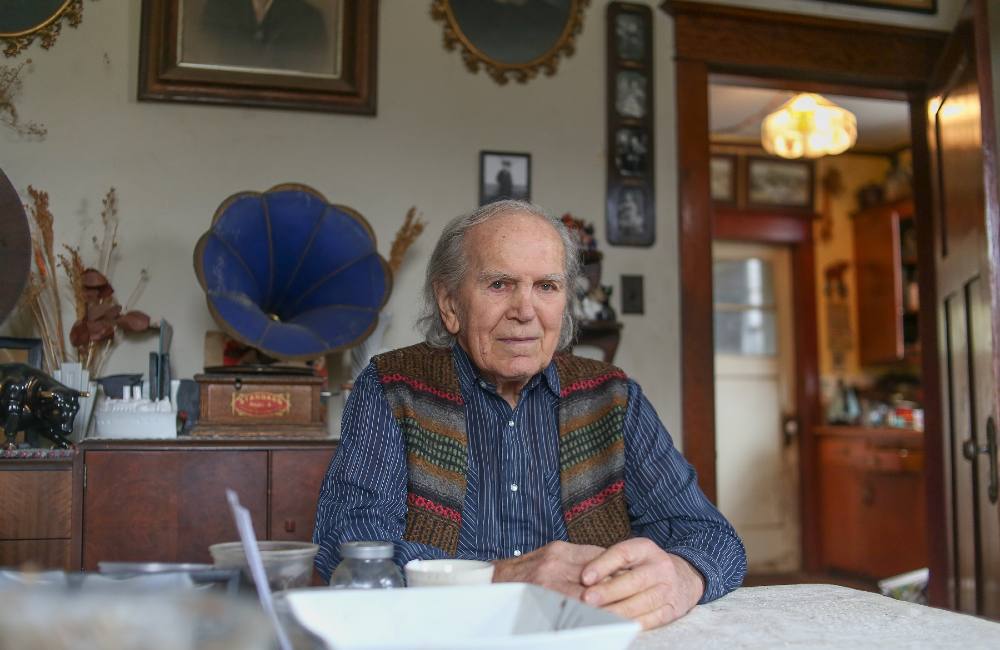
[192,184,391,437]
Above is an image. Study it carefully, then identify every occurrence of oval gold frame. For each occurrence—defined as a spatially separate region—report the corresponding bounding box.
[1,0,83,58]
[431,0,590,85]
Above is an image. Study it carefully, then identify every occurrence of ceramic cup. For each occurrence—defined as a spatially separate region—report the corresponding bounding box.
[404,559,495,587]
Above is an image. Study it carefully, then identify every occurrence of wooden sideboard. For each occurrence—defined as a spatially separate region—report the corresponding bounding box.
[0,439,337,571]
[816,426,926,579]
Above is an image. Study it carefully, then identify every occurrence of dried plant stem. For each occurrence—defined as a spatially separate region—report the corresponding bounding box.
[388,206,425,274]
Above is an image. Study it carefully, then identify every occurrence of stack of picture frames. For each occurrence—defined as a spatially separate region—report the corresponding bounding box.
[605,2,654,247]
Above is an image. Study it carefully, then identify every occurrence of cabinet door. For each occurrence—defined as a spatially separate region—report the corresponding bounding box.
[82,450,267,569]
[819,439,866,574]
[862,467,927,578]
[270,448,336,541]
[0,468,74,570]
[853,205,904,364]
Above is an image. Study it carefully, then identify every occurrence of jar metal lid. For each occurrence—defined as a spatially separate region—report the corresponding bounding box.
[340,541,394,559]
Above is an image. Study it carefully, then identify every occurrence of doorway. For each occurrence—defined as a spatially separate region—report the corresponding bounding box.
[665,0,955,598]
[713,242,800,574]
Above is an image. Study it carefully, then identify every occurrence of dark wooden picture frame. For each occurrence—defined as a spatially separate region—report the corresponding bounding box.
[138,0,378,114]
[0,337,43,368]
[819,0,936,13]
[746,156,815,211]
[479,151,531,206]
[710,154,738,205]
[606,2,654,246]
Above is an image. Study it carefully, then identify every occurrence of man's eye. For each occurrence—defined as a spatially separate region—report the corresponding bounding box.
[539,282,558,292]
[490,280,506,290]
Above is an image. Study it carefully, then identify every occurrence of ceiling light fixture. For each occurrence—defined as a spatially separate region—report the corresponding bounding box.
[761,93,857,159]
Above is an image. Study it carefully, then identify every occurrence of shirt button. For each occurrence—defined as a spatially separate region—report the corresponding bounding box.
[513,549,522,557]
[479,380,487,388]
[507,420,515,427]
[510,483,518,492]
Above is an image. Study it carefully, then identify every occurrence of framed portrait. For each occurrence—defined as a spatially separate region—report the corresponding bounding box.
[606,2,654,247]
[138,0,378,114]
[479,151,531,206]
[431,0,588,84]
[710,154,737,204]
[614,127,649,177]
[607,185,654,246]
[0,0,84,57]
[747,157,814,210]
[817,0,935,13]
[0,337,43,368]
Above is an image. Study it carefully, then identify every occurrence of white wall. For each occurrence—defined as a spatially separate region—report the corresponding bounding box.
[0,0,960,442]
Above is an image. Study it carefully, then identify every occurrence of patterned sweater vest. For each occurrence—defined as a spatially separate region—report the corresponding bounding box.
[374,343,631,556]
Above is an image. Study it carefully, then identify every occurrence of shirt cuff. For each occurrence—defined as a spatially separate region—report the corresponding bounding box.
[666,544,726,604]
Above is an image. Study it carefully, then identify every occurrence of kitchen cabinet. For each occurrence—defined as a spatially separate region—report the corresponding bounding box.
[817,426,926,578]
[0,454,80,570]
[853,198,919,365]
[80,439,336,570]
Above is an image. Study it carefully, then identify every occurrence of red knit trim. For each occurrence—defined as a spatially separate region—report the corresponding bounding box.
[559,371,627,398]
[408,492,462,523]
[563,480,625,521]
[381,373,464,404]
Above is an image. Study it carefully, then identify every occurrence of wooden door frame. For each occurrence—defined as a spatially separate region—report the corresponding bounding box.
[661,1,948,586]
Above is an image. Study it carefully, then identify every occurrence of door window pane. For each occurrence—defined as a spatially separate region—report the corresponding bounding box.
[714,257,777,356]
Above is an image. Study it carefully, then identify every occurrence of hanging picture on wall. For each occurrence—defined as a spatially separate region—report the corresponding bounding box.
[747,157,814,210]
[607,185,653,246]
[710,154,737,204]
[606,2,654,247]
[138,0,378,114]
[819,0,935,13]
[479,151,531,206]
[430,0,589,84]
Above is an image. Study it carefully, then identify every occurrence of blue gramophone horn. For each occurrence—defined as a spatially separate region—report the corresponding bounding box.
[193,184,392,360]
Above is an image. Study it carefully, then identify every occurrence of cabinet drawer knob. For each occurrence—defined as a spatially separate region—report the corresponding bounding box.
[284,519,296,533]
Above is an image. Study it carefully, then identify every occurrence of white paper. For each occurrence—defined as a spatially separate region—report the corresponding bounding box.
[225,489,292,650]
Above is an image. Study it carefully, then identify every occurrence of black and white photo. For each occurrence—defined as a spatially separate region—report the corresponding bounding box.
[615,12,645,60]
[479,151,531,205]
[615,70,647,119]
[711,154,737,204]
[608,185,653,246]
[747,157,814,209]
[615,127,649,176]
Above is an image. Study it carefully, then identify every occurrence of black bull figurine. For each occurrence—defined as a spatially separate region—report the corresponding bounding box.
[1,363,88,449]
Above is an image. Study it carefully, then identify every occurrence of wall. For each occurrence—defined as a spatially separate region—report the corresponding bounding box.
[0,0,959,443]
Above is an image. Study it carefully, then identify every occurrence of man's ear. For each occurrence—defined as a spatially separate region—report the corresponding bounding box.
[435,284,461,335]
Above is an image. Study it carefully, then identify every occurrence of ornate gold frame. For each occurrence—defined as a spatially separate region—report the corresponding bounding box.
[431,0,590,85]
[1,1,84,58]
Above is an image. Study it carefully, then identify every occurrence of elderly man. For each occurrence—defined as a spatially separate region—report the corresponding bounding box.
[314,200,746,629]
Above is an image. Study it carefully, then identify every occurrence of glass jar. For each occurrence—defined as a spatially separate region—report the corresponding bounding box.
[328,541,404,589]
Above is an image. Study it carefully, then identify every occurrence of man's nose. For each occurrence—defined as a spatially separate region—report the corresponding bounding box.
[508,287,536,321]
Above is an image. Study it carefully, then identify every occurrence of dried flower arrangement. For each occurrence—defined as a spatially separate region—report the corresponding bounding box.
[23,186,151,375]
[0,59,46,138]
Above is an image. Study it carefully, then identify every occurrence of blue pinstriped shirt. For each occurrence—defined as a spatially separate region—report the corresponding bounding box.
[313,345,746,603]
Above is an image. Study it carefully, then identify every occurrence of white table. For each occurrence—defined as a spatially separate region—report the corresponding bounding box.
[632,584,1000,649]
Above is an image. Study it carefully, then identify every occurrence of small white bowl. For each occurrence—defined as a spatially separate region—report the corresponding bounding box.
[404,559,495,587]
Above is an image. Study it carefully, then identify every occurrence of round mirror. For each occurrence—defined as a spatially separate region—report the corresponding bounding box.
[0,1,82,57]
[431,0,588,84]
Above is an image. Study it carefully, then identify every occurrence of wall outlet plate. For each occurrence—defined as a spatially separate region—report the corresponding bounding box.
[621,275,644,314]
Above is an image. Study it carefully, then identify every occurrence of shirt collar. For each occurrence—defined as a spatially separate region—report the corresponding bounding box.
[451,343,561,399]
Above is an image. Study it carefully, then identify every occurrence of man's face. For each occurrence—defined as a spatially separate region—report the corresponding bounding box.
[437,212,567,391]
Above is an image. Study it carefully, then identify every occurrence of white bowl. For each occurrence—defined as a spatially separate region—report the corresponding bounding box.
[284,583,640,650]
[405,559,495,587]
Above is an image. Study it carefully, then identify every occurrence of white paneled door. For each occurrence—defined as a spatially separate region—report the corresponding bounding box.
[713,242,799,573]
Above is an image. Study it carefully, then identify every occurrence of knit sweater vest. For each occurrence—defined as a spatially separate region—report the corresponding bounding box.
[373,343,632,556]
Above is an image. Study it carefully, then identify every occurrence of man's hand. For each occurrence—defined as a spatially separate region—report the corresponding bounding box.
[580,538,706,630]
[492,540,605,599]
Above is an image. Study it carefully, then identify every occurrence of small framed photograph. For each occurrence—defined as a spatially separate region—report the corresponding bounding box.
[615,70,648,119]
[747,157,814,210]
[710,154,737,204]
[0,337,43,368]
[615,127,649,176]
[607,184,654,246]
[138,0,378,114]
[479,151,531,206]
[614,12,646,61]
